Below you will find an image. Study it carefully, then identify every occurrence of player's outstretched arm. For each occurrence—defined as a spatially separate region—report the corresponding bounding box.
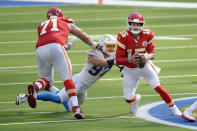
[88,55,114,66]
[69,23,98,49]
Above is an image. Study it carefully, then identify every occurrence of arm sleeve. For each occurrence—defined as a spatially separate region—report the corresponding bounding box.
[115,45,129,65]
[115,32,130,65]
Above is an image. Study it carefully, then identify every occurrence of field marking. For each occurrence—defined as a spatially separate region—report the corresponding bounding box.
[1,93,197,104]
[0,8,178,16]
[0,45,196,56]
[0,33,196,45]
[1,23,197,34]
[0,108,31,111]
[136,97,197,130]
[1,74,197,86]
[1,58,197,70]
[0,116,136,126]
[0,34,193,45]
[1,14,197,24]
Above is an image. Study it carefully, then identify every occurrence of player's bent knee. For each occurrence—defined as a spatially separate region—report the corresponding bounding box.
[150,81,160,89]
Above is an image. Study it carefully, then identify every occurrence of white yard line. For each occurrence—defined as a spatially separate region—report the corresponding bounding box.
[0,8,174,16]
[0,45,196,56]
[0,34,193,45]
[1,92,197,104]
[1,15,197,24]
[0,74,197,86]
[1,23,197,34]
[0,115,136,126]
[0,108,31,111]
[0,58,197,70]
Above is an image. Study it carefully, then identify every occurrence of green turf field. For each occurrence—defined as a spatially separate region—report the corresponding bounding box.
[0,3,197,131]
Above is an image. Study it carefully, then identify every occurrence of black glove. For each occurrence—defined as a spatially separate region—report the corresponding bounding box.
[95,43,103,51]
[107,59,114,66]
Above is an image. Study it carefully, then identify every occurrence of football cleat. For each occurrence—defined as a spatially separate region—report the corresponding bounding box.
[170,105,182,116]
[27,83,39,108]
[181,109,195,122]
[16,94,28,105]
[72,105,84,119]
[131,94,141,114]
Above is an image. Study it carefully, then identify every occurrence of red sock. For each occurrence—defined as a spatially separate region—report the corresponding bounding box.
[35,78,50,90]
[64,79,77,98]
[154,85,174,107]
[125,95,137,103]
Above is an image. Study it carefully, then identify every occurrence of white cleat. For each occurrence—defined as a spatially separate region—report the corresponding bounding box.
[16,94,28,105]
[131,94,141,114]
[170,105,182,116]
[182,109,195,122]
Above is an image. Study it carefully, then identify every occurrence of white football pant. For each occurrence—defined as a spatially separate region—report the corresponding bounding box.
[121,61,160,100]
[36,43,72,86]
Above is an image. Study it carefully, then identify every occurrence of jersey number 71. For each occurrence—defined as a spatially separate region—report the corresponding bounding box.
[40,18,59,35]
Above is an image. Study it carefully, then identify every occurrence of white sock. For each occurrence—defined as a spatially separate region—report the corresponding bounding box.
[69,96,78,107]
[68,100,73,111]
[189,100,197,113]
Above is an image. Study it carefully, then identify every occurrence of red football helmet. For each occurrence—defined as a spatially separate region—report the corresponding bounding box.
[47,7,64,19]
[127,12,145,35]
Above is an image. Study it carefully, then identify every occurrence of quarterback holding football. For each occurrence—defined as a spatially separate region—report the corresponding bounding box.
[115,12,182,116]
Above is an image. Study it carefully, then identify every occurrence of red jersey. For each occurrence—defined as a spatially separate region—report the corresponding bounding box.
[115,29,155,68]
[36,17,71,48]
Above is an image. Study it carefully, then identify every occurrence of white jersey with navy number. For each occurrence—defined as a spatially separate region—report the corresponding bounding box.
[58,49,113,106]
[78,49,113,86]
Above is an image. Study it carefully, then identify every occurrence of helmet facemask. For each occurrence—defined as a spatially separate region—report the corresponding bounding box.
[103,42,117,56]
[98,34,117,56]
[128,21,144,35]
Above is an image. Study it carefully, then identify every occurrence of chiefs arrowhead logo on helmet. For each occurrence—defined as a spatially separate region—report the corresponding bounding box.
[47,7,64,19]
[127,12,145,35]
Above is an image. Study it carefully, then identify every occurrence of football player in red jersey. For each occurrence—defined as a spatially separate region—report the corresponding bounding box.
[27,7,100,119]
[115,12,182,116]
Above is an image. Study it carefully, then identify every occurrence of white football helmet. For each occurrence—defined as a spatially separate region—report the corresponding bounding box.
[98,34,117,56]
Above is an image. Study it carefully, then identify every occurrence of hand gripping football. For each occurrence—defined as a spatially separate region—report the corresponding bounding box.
[138,54,146,68]
[134,54,146,68]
